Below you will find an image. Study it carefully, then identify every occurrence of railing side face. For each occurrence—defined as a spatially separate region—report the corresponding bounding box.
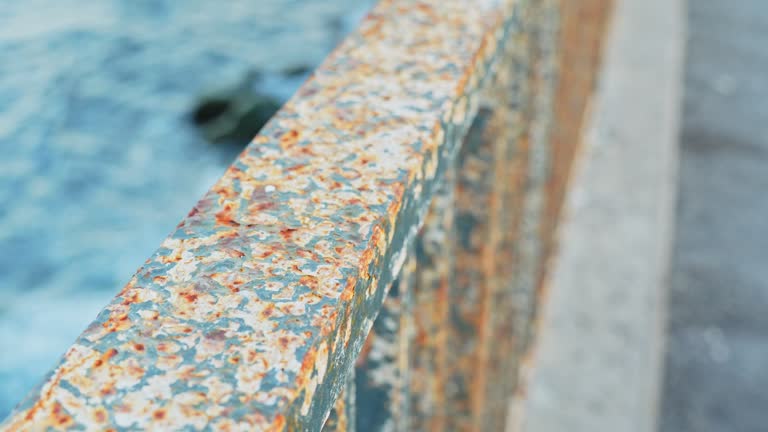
[329,0,616,430]
[322,1,618,430]
[328,0,572,429]
[0,0,521,431]
[1,0,615,430]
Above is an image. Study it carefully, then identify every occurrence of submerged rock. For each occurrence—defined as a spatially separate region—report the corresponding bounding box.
[191,88,282,145]
[281,64,312,78]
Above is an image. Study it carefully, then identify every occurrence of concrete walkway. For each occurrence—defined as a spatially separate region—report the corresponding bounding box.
[519,0,684,430]
[660,1,768,431]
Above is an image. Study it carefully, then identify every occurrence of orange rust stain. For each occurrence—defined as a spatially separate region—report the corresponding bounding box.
[298,147,317,157]
[370,224,386,253]
[252,135,269,145]
[339,276,357,302]
[278,336,291,350]
[261,304,276,319]
[359,248,374,280]
[269,414,287,432]
[280,228,298,241]
[361,17,384,38]
[127,363,145,379]
[324,311,339,336]
[49,402,74,428]
[279,130,300,148]
[286,163,307,172]
[214,185,237,200]
[215,203,238,227]
[253,201,277,211]
[296,249,316,260]
[227,249,246,258]
[342,305,353,348]
[93,407,108,423]
[295,347,318,388]
[219,230,239,240]
[119,290,141,306]
[416,328,429,346]
[186,206,201,217]
[416,3,434,14]
[114,279,138,298]
[299,275,319,290]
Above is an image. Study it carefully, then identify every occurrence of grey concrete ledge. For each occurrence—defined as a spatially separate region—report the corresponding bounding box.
[514,0,685,430]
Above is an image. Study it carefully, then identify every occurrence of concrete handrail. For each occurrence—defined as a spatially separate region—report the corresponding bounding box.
[1,0,612,430]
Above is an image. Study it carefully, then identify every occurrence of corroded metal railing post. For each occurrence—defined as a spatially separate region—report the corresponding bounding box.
[409,163,456,431]
[478,2,537,429]
[0,0,615,430]
[511,0,560,362]
[441,1,547,430]
[449,101,499,431]
[355,255,416,431]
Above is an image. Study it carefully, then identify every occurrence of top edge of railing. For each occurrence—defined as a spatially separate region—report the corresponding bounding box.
[1,0,524,430]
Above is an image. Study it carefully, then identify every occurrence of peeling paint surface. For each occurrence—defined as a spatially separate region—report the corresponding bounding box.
[409,165,456,431]
[0,0,615,428]
[449,100,501,431]
[0,0,526,430]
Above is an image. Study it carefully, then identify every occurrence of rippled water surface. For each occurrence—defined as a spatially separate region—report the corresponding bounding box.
[0,0,374,417]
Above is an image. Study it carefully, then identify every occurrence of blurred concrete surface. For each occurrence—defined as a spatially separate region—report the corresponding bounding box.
[517,0,684,430]
[660,0,768,431]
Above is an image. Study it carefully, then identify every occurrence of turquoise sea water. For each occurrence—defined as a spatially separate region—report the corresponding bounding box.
[0,0,374,418]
